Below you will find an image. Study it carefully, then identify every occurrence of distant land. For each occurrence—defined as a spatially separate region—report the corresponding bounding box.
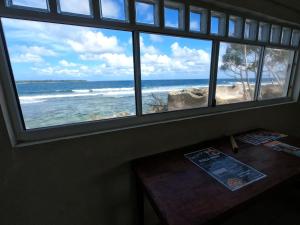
[16,80,88,83]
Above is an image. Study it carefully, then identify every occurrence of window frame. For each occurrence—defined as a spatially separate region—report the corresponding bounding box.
[0,0,299,145]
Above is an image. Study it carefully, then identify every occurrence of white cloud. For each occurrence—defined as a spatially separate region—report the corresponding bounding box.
[59,0,91,15]
[149,34,163,43]
[190,20,200,31]
[141,42,211,77]
[66,30,123,54]
[12,53,43,63]
[101,0,121,19]
[59,60,77,67]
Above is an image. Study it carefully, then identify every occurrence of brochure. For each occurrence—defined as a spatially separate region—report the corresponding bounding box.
[184,147,267,191]
[264,141,300,157]
[236,130,287,145]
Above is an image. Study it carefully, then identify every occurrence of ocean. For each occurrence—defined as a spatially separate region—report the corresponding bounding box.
[16,79,257,129]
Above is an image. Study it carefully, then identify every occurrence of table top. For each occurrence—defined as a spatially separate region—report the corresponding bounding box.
[133,133,300,225]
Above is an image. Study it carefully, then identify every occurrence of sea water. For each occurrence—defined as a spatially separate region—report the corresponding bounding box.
[16,79,258,129]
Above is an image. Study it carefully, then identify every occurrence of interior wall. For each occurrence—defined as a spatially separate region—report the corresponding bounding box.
[0,102,300,225]
[1,1,300,225]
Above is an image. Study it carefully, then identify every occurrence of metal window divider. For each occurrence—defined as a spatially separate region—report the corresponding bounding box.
[208,40,220,107]
[133,31,143,116]
[254,46,266,101]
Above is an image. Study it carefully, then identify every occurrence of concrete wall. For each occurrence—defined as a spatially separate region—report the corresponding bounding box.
[0,1,300,225]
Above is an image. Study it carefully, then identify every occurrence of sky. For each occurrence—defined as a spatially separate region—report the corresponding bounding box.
[3,0,216,81]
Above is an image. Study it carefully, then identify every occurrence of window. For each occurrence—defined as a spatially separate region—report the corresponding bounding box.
[270,25,281,44]
[291,30,300,47]
[244,19,257,41]
[135,1,157,25]
[281,27,291,46]
[228,15,243,38]
[164,1,184,30]
[189,6,207,34]
[258,22,270,42]
[2,18,135,129]
[100,0,128,21]
[210,11,226,36]
[140,33,212,113]
[6,0,49,11]
[58,0,92,16]
[0,0,298,142]
[216,43,261,105]
[259,48,294,100]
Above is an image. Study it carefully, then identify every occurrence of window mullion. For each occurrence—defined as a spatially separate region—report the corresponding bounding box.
[91,0,101,20]
[48,0,58,14]
[208,40,220,107]
[133,31,143,116]
[287,50,299,98]
[254,46,266,101]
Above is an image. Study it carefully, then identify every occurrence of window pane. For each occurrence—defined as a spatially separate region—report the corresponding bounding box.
[270,25,281,44]
[190,12,201,32]
[190,6,207,34]
[210,11,226,36]
[7,0,48,10]
[2,18,135,129]
[281,27,291,46]
[259,48,294,100]
[140,33,212,113]
[244,19,257,40]
[136,1,155,25]
[258,22,270,42]
[164,7,179,29]
[216,43,261,105]
[58,0,92,16]
[229,15,242,38]
[291,30,300,47]
[100,0,128,21]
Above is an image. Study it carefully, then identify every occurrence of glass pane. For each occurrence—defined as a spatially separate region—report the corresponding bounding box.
[281,27,291,46]
[216,43,261,105]
[190,12,201,32]
[229,16,242,38]
[210,11,226,36]
[164,7,179,29]
[100,0,127,21]
[136,1,155,25]
[210,16,219,35]
[58,0,92,16]
[140,33,212,113]
[7,0,48,10]
[2,18,135,129]
[244,19,257,40]
[270,25,281,44]
[291,30,300,47]
[258,22,270,42]
[259,48,294,100]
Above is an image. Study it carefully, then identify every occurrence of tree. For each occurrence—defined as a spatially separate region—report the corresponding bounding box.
[220,43,260,100]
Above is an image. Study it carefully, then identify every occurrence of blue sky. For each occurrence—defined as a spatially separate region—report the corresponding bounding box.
[3,0,216,81]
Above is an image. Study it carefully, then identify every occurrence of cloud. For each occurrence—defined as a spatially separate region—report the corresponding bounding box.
[66,30,123,54]
[12,53,43,63]
[190,20,200,31]
[149,34,163,43]
[10,45,57,63]
[59,0,91,15]
[141,42,211,77]
[59,60,77,67]
[100,0,121,19]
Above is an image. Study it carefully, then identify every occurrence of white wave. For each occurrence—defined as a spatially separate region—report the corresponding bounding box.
[18,84,211,104]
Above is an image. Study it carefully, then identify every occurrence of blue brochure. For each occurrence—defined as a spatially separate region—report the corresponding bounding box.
[185,147,267,191]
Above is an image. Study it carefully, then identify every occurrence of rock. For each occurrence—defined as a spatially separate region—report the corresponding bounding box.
[167,88,208,111]
[260,84,284,99]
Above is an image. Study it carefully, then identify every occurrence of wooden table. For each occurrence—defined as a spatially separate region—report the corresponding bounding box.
[133,132,300,225]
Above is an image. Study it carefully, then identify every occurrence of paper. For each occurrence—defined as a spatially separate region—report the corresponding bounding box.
[185,147,267,191]
[236,130,287,145]
[264,141,300,157]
